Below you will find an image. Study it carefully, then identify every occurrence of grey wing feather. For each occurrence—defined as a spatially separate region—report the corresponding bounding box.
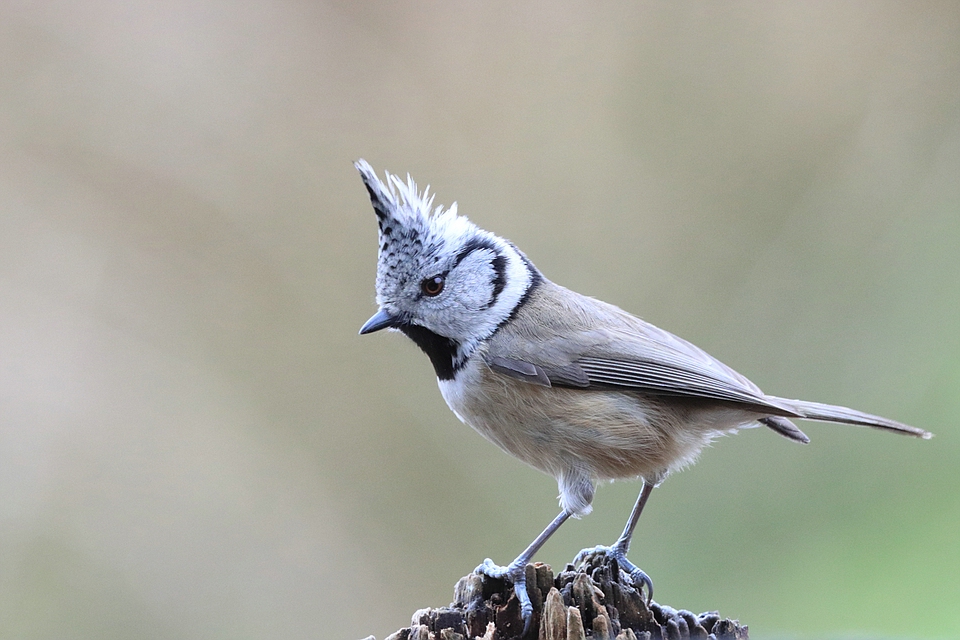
[485,285,799,417]
[542,362,591,388]
[485,356,552,387]
[569,355,800,416]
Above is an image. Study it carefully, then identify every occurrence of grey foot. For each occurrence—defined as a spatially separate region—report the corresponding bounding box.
[573,545,654,604]
[475,558,533,633]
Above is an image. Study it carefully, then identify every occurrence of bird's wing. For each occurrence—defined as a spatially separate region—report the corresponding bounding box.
[565,353,798,415]
[484,289,799,417]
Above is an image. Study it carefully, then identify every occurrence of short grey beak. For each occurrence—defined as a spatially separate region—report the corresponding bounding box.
[359,309,399,335]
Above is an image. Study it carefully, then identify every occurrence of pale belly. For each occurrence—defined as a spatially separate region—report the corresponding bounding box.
[438,362,744,488]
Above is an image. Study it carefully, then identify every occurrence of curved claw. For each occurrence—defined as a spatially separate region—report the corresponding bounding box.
[626,566,654,604]
[573,545,654,604]
[474,559,534,634]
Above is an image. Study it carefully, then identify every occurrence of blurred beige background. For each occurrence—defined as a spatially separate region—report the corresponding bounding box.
[1,2,958,639]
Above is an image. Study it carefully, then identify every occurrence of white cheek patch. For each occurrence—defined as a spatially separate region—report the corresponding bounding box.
[413,236,532,367]
[450,250,498,310]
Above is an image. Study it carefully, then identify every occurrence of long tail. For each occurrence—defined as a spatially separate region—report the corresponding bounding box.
[768,396,933,439]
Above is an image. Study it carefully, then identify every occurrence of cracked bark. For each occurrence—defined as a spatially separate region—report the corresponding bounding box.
[360,554,749,640]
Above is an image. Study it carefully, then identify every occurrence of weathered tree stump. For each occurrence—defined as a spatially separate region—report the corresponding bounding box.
[365,554,748,640]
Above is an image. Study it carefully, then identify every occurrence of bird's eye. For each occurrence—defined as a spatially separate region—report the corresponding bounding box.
[421,275,445,297]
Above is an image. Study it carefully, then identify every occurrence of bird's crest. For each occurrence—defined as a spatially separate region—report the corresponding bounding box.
[355,159,482,296]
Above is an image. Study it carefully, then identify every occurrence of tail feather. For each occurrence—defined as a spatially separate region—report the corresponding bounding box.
[769,397,933,439]
[759,416,810,444]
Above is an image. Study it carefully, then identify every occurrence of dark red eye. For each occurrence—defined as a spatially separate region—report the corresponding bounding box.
[421,275,445,297]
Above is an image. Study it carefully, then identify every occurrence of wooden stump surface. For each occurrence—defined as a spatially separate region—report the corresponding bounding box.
[366,554,748,640]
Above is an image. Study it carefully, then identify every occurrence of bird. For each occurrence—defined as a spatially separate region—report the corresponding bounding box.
[354,159,932,631]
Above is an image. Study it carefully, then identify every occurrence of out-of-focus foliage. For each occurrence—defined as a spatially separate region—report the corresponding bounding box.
[1,2,957,639]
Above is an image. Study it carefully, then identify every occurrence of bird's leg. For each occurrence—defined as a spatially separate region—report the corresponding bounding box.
[573,481,655,602]
[475,509,572,633]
